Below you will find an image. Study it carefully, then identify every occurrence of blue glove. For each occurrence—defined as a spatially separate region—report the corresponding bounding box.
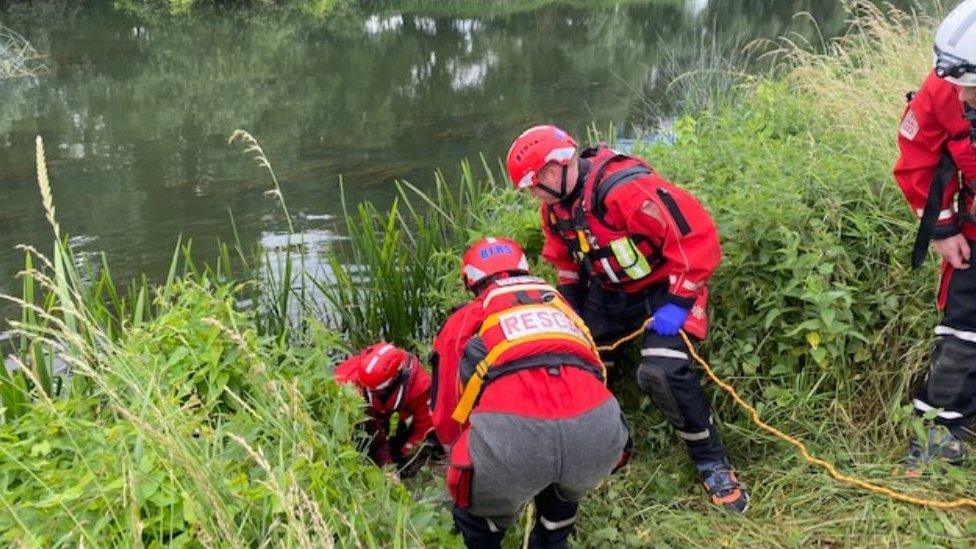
[650,303,689,336]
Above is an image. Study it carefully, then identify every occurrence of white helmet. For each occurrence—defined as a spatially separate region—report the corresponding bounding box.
[935,0,976,86]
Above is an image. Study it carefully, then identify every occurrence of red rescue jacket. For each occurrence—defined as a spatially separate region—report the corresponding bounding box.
[895,71,976,241]
[333,352,434,457]
[541,145,721,308]
[430,275,613,447]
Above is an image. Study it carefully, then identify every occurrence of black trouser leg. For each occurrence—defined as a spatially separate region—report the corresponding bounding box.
[914,335,976,433]
[452,505,506,549]
[527,485,578,549]
[637,332,726,463]
[914,260,976,434]
[582,285,647,381]
[599,347,631,386]
[581,284,727,463]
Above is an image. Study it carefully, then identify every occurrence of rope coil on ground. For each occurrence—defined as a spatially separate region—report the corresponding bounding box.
[596,318,976,511]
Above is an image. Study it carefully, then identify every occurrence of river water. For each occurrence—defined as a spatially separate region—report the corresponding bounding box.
[0,0,919,316]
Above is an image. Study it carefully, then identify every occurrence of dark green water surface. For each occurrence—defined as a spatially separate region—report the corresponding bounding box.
[0,0,915,311]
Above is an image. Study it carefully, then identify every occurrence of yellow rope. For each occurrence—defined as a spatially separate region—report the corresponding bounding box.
[597,318,976,511]
[595,318,651,354]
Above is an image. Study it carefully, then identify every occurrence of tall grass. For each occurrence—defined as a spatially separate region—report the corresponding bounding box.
[0,137,453,545]
[313,158,540,351]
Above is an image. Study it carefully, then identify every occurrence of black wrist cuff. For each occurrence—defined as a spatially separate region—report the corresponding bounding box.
[933,222,962,240]
[665,292,696,309]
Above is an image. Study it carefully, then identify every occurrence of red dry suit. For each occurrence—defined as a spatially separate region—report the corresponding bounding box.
[895,70,976,244]
[334,351,434,464]
[430,275,626,511]
[541,145,721,338]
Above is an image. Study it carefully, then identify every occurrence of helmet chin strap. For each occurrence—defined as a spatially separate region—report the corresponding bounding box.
[536,166,571,200]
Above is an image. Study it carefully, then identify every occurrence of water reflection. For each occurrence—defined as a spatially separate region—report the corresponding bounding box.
[259,225,347,321]
[0,0,921,318]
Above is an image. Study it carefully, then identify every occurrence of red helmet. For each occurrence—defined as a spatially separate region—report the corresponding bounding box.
[358,342,411,391]
[506,125,577,190]
[461,237,530,291]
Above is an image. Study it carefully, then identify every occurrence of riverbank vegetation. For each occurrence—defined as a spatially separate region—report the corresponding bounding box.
[0,137,454,545]
[3,1,975,546]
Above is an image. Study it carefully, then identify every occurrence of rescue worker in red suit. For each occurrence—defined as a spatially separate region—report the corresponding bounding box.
[894,0,976,471]
[505,125,748,512]
[334,342,434,470]
[431,237,629,549]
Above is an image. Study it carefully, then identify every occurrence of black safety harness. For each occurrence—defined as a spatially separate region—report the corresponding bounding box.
[910,93,976,269]
[548,148,662,280]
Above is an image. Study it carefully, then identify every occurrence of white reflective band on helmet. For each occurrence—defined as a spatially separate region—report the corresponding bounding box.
[600,258,620,283]
[544,146,576,165]
[913,398,964,419]
[934,325,976,343]
[557,269,580,281]
[945,2,976,48]
[464,264,487,284]
[539,515,576,531]
[641,348,689,360]
[517,171,536,189]
[364,343,395,373]
[372,377,394,391]
[676,428,711,441]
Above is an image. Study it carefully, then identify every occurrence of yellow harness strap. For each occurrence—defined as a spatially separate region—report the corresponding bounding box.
[451,361,489,423]
[450,331,589,424]
[576,229,591,253]
[546,297,600,352]
[450,297,604,424]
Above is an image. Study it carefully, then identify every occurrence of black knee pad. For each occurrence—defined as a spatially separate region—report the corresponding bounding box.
[636,359,686,428]
[927,336,976,408]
